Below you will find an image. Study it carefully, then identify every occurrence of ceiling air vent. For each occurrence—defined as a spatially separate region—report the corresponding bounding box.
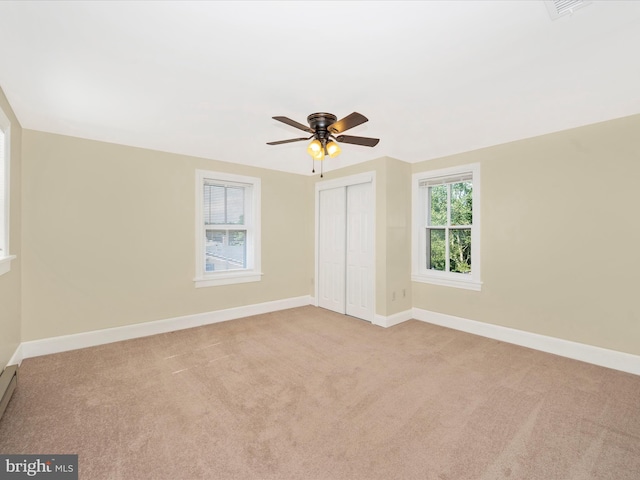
[544,0,592,20]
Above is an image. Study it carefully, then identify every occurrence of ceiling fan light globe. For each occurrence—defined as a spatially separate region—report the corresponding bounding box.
[313,149,325,161]
[307,139,322,157]
[326,141,341,158]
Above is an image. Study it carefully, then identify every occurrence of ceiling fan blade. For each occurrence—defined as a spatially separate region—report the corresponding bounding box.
[328,112,368,134]
[266,137,310,145]
[272,116,314,133]
[335,135,380,147]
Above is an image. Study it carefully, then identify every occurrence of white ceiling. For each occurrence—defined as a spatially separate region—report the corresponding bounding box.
[1,1,639,175]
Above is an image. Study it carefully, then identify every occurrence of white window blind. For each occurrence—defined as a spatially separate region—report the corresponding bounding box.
[419,172,472,188]
[203,181,246,225]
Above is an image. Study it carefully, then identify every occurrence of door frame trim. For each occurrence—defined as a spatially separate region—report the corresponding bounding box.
[314,171,376,321]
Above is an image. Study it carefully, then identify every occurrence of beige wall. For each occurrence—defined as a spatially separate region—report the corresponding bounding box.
[384,158,412,315]
[412,114,640,355]
[0,87,22,369]
[21,131,313,341]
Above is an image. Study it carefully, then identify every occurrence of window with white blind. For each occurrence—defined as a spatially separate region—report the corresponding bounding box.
[412,163,481,290]
[195,170,261,287]
[0,105,14,277]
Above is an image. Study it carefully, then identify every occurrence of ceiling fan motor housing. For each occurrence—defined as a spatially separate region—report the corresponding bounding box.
[307,113,337,139]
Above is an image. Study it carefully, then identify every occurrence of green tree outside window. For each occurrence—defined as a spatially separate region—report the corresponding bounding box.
[427,181,472,274]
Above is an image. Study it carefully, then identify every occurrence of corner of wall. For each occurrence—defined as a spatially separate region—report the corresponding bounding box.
[0,86,23,370]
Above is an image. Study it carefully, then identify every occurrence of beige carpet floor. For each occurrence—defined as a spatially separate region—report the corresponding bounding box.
[1,306,639,479]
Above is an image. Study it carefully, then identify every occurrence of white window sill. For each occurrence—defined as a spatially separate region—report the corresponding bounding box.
[412,272,482,291]
[194,271,263,288]
[0,255,17,276]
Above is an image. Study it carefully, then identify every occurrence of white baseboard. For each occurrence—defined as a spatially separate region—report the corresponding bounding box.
[374,309,413,328]
[21,296,312,360]
[412,308,640,376]
[8,344,23,367]
[16,299,639,376]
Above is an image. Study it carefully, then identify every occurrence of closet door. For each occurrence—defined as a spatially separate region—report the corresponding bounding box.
[317,181,374,322]
[345,182,374,321]
[318,187,346,314]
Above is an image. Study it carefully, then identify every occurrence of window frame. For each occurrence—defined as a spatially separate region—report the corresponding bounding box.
[412,163,481,291]
[194,169,262,288]
[0,105,15,277]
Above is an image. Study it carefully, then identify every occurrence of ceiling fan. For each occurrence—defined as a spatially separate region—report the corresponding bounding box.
[267,112,379,176]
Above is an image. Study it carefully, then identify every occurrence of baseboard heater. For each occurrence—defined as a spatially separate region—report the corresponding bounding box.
[0,364,18,422]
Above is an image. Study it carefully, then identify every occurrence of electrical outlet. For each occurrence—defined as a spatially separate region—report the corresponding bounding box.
[392,291,396,301]
[402,289,406,298]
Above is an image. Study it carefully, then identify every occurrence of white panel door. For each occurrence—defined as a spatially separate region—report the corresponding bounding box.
[345,182,374,321]
[318,187,346,314]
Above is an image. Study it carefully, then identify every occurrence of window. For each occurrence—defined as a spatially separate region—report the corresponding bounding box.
[0,105,14,276]
[195,170,261,287]
[412,163,481,290]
